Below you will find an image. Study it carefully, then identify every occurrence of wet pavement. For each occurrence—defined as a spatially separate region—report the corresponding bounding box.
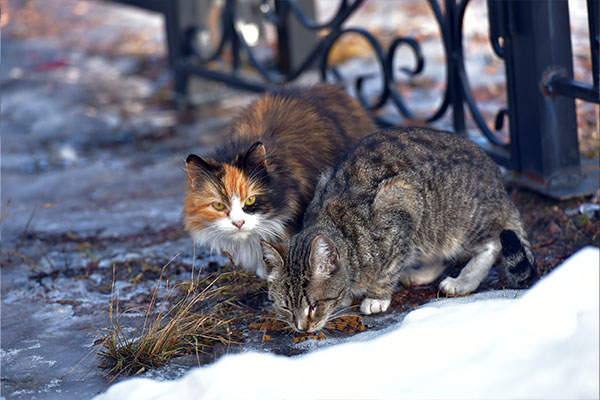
[1,2,252,398]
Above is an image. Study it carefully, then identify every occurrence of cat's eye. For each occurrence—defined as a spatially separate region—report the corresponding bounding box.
[212,202,226,211]
[307,301,319,319]
[244,196,256,206]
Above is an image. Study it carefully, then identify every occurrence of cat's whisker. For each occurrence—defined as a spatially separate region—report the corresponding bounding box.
[337,304,358,313]
[330,305,358,317]
[260,315,288,324]
[327,312,352,322]
[327,308,360,322]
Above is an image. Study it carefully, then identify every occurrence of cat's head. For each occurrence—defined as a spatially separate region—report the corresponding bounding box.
[184,142,286,247]
[261,234,349,332]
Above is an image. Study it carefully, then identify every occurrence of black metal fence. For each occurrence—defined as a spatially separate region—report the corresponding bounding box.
[115,0,599,199]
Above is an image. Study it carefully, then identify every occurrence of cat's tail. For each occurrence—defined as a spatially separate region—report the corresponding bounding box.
[500,206,538,288]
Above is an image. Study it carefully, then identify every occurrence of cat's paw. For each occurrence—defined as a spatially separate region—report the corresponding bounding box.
[439,277,477,296]
[360,298,391,315]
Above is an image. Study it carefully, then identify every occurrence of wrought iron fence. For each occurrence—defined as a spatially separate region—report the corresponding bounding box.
[115,0,599,198]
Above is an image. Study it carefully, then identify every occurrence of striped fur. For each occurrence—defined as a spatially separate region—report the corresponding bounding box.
[262,127,537,332]
[184,85,376,277]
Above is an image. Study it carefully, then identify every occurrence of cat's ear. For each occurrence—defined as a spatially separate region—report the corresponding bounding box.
[243,142,268,173]
[261,241,286,282]
[310,234,339,277]
[186,154,217,184]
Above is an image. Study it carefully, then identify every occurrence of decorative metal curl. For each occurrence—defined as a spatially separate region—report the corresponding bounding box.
[385,37,427,120]
[319,27,389,110]
[183,0,512,148]
[454,0,509,148]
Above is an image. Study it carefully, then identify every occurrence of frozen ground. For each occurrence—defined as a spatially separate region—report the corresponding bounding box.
[1,1,598,399]
[95,247,600,400]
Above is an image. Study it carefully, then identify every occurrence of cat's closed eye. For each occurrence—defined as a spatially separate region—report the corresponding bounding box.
[308,301,319,318]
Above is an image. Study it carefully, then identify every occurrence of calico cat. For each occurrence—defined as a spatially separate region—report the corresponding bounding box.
[261,127,537,332]
[183,85,377,278]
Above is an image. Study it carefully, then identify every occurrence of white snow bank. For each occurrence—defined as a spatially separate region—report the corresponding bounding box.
[95,247,600,400]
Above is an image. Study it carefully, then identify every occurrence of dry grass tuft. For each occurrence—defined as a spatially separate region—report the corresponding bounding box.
[94,257,264,378]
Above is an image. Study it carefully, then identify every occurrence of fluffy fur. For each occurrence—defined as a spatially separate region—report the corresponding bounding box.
[262,127,537,332]
[183,85,377,277]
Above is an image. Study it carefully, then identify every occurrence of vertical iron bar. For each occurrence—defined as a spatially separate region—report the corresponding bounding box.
[225,0,241,72]
[588,0,599,89]
[499,0,580,188]
[164,0,199,101]
[446,0,466,134]
[286,0,318,76]
[275,0,292,75]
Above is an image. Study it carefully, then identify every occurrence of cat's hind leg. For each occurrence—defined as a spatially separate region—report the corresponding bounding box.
[400,262,447,287]
[439,240,500,295]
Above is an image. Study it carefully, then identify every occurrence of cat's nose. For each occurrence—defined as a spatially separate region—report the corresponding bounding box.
[232,220,245,229]
[296,319,308,332]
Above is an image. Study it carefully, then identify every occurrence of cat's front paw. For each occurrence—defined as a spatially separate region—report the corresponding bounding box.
[360,298,391,315]
[439,277,477,296]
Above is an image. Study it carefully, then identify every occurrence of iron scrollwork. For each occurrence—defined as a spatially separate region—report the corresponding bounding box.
[183,0,512,150]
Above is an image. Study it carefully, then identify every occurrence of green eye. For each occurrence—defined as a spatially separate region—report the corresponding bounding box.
[244,196,256,206]
[212,202,225,211]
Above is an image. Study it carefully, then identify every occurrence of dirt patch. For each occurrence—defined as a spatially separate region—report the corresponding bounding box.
[511,186,600,277]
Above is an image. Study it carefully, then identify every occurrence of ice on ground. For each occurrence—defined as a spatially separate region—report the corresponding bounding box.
[95,246,600,400]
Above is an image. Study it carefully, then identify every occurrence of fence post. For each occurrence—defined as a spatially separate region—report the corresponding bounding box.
[492,0,583,196]
[446,0,466,134]
[275,0,318,75]
[109,0,194,98]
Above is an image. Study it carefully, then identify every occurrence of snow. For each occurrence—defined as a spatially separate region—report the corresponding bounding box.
[95,246,599,400]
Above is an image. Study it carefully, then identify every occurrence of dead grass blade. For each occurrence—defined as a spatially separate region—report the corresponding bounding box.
[92,256,263,378]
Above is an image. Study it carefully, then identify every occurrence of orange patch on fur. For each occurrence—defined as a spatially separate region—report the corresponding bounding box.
[222,164,263,202]
[223,165,248,200]
[378,177,415,195]
[184,200,221,227]
[183,179,226,230]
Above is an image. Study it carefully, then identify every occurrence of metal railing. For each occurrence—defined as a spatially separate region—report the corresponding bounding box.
[115,0,599,199]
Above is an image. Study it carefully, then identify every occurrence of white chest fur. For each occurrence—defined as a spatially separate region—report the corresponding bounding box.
[189,197,286,278]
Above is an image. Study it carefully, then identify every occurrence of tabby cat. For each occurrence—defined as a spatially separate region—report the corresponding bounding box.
[184,85,376,278]
[261,127,537,332]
